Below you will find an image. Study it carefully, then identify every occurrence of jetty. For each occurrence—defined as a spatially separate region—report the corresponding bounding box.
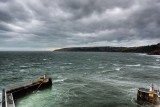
[1,75,52,107]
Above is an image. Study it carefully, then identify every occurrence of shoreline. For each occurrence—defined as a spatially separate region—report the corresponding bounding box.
[54,43,160,55]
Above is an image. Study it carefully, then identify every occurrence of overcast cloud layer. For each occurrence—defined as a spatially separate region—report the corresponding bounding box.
[0,0,160,50]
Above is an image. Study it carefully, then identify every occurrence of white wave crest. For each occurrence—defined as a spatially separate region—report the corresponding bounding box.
[115,67,121,71]
[156,59,160,61]
[148,66,160,69]
[125,64,141,67]
[20,66,29,68]
[64,63,72,65]
[53,79,66,83]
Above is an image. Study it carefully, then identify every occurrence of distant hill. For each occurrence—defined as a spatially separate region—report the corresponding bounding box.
[54,43,160,55]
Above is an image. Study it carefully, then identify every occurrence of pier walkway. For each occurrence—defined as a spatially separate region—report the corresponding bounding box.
[0,90,2,107]
[1,76,52,107]
[6,93,15,107]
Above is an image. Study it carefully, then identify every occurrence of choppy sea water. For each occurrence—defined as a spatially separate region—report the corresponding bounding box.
[0,52,160,107]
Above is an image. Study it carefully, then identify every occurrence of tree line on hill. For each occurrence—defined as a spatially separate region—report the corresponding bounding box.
[54,43,160,55]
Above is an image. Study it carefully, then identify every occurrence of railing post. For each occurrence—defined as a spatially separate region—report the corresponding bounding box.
[2,89,5,107]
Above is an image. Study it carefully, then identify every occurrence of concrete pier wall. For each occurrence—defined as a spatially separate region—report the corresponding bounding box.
[2,77,52,107]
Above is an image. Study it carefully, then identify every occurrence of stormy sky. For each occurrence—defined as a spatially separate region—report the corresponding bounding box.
[0,0,160,51]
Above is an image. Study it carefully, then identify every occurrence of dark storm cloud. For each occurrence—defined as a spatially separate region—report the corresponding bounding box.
[0,0,160,50]
[0,10,13,22]
[58,0,134,20]
[129,2,160,39]
[0,0,32,23]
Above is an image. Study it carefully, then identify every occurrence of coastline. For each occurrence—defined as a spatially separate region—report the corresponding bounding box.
[54,43,160,55]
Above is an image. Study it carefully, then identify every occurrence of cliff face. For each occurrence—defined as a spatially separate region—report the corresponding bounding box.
[54,43,160,55]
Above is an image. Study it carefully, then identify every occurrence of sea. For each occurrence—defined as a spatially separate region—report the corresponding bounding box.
[0,51,160,107]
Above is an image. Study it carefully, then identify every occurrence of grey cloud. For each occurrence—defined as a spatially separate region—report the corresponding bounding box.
[0,0,160,50]
[128,1,160,39]
[0,23,12,31]
[0,0,11,3]
[58,0,135,20]
[0,1,32,23]
[0,10,13,22]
